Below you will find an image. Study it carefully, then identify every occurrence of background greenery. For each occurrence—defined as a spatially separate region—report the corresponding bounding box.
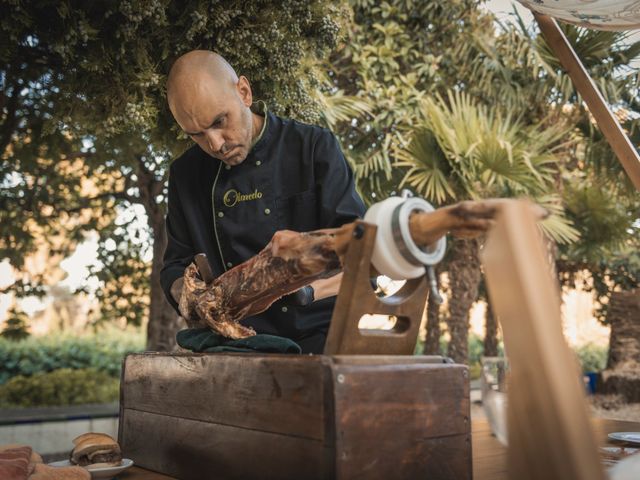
[0,329,144,407]
[0,0,350,351]
[414,333,605,380]
[0,368,120,408]
[0,329,144,384]
[0,329,605,406]
[1,1,637,395]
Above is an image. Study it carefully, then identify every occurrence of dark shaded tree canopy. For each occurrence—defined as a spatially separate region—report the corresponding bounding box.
[1,0,347,348]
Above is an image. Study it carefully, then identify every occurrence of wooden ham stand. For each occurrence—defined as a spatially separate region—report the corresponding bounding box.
[118,220,471,480]
[324,221,431,355]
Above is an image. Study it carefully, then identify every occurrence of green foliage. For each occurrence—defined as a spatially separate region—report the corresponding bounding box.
[536,25,640,108]
[417,332,605,377]
[558,175,639,322]
[563,182,636,260]
[396,91,579,243]
[401,91,559,199]
[87,218,152,326]
[1,307,30,341]
[495,16,640,320]
[468,333,485,366]
[468,363,482,381]
[574,343,608,373]
[1,0,348,335]
[0,330,144,385]
[326,0,494,200]
[0,368,119,408]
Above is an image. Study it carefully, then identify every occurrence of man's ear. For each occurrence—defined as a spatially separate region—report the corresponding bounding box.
[236,76,253,107]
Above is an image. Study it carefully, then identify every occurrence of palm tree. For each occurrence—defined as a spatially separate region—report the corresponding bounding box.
[416,16,640,365]
[559,178,640,399]
[533,23,640,393]
[320,5,638,368]
[395,91,578,363]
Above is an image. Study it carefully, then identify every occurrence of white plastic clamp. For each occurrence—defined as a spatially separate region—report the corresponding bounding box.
[364,194,446,280]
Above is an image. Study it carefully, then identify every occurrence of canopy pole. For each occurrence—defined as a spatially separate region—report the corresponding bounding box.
[534,12,640,191]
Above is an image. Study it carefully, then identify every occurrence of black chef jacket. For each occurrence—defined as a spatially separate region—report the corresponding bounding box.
[160,107,366,341]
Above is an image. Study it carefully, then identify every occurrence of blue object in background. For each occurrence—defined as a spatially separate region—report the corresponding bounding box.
[584,372,598,394]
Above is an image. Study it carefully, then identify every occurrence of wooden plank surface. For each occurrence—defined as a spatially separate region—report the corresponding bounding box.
[329,355,450,365]
[120,353,330,441]
[332,363,471,479]
[120,408,331,480]
[473,418,640,480]
[534,13,640,191]
[120,466,176,480]
[123,418,640,479]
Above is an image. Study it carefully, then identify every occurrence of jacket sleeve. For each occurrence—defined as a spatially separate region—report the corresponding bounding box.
[313,130,366,228]
[160,165,195,313]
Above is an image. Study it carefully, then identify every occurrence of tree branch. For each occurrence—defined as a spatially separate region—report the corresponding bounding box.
[134,154,166,230]
[0,77,21,156]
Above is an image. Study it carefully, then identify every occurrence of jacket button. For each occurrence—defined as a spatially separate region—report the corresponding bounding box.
[217,211,224,218]
[226,262,233,268]
[225,165,231,170]
[264,208,271,215]
[281,306,288,313]
[256,160,262,166]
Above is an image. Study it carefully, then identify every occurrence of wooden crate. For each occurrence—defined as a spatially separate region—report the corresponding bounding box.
[118,353,471,480]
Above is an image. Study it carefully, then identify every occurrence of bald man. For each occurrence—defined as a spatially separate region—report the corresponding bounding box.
[160,51,366,353]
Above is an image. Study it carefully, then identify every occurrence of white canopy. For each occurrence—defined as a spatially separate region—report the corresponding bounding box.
[517,1,640,30]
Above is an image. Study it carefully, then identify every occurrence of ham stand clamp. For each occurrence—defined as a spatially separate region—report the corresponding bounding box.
[324,193,446,355]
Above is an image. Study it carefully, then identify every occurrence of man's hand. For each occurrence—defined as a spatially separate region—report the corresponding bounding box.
[281,273,343,306]
[175,266,207,328]
[172,276,205,328]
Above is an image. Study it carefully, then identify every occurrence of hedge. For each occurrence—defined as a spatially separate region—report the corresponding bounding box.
[0,368,120,408]
[0,330,144,385]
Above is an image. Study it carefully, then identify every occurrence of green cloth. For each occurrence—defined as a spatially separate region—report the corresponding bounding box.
[176,328,302,354]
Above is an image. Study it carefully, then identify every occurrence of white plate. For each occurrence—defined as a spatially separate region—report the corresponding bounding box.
[48,458,134,479]
[608,432,640,445]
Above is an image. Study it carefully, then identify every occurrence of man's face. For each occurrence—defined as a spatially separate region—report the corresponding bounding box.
[169,75,254,166]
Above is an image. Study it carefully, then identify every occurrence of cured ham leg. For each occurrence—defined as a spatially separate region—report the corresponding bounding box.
[179,199,546,338]
[179,228,349,338]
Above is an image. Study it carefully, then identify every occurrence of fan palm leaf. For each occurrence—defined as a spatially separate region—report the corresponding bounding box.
[396,90,577,243]
[563,181,638,261]
[395,128,456,204]
[536,195,581,244]
[313,87,373,130]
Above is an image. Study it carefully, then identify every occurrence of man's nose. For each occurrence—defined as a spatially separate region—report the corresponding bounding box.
[204,130,225,154]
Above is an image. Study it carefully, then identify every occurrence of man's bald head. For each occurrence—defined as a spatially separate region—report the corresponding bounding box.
[166,50,261,166]
[167,50,238,112]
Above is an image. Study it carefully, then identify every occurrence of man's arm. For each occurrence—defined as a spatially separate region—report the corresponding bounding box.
[301,129,365,305]
[309,273,343,300]
[160,166,195,313]
[314,130,367,229]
